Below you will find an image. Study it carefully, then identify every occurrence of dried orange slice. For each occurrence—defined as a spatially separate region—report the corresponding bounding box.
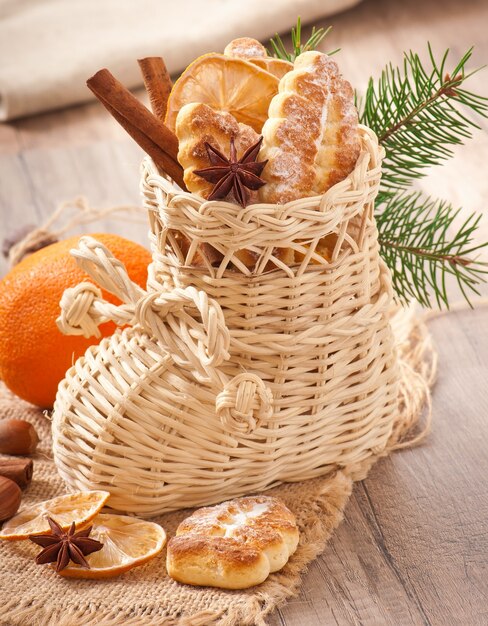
[249,57,293,79]
[222,39,292,80]
[165,53,279,133]
[0,491,110,540]
[58,514,166,578]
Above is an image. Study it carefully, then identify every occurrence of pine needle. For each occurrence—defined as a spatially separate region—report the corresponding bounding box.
[267,17,337,61]
[362,45,488,308]
[359,45,488,191]
[377,191,487,308]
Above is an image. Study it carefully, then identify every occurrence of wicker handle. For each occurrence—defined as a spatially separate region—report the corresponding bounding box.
[57,237,229,366]
[69,236,146,304]
[57,236,274,433]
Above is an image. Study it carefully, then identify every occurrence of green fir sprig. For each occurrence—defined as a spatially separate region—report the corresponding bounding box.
[268,20,488,308]
[376,191,487,308]
[267,17,338,61]
[360,46,488,307]
[360,46,488,192]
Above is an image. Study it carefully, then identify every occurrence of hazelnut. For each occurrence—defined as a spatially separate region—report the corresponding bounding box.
[0,476,22,522]
[0,420,39,456]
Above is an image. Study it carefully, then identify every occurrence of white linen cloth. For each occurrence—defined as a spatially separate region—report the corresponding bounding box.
[0,0,360,121]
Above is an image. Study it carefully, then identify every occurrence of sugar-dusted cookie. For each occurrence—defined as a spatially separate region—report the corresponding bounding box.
[176,102,260,201]
[224,37,267,59]
[259,51,360,204]
[166,495,299,589]
[176,102,268,268]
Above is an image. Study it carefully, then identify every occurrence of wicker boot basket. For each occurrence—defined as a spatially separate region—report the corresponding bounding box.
[52,126,399,517]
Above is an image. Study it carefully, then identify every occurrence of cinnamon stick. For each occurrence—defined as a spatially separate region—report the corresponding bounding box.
[87,69,186,189]
[138,57,172,121]
[0,457,33,488]
[96,95,184,187]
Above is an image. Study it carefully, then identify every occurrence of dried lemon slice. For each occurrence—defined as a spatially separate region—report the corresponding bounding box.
[248,57,293,79]
[165,53,279,133]
[223,38,292,79]
[0,490,110,540]
[58,514,166,578]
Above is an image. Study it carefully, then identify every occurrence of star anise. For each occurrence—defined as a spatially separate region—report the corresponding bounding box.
[29,517,103,572]
[193,136,268,206]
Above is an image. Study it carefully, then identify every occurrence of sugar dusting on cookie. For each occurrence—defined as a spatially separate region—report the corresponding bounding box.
[222,501,270,537]
[224,38,267,60]
[259,51,360,204]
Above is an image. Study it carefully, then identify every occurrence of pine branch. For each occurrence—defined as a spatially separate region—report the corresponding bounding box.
[359,45,488,192]
[267,17,338,62]
[266,28,488,309]
[377,191,488,308]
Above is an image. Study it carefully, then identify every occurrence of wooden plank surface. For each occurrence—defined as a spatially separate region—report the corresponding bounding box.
[270,306,488,626]
[0,0,487,624]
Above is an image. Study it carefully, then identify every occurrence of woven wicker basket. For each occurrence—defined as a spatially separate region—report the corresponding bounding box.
[51,126,399,516]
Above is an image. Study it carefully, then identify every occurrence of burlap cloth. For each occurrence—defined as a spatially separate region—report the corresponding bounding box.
[0,307,435,626]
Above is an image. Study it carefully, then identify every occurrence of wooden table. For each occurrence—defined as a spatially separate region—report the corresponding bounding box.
[1,0,487,623]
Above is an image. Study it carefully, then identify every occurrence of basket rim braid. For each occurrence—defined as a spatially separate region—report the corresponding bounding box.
[143,125,384,278]
[52,125,400,516]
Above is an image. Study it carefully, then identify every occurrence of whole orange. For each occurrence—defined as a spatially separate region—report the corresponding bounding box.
[0,234,151,408]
